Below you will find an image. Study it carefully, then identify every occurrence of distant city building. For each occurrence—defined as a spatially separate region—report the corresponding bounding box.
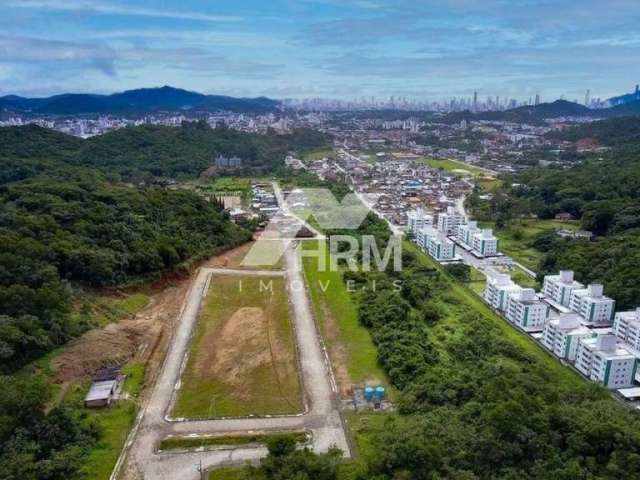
[569,284,615,326]
[575,334,637,389]
[506,288,550,332]
[484,273,521,312]
[542,271,584,307]
[215,155,243,169]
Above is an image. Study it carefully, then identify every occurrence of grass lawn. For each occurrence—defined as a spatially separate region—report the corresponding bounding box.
[302,240,389,396]
[424,157,490,176]
[86,292,150,327]
[301,148,336,162]
[160,432,308,451]
[511,265,539,289]
[209,177,252,193]
[477,176,503,190]
[466,267,486,296]
[209,468,246,480]
[480,218,580,271]
[72,363,146,480]
[173,275,303,418]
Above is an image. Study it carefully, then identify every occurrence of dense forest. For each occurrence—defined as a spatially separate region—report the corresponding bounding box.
[467,116,640,309]
[227,209,640,480]
[0,122,332,183]
[0,170,251,370]
[0,123,318,478]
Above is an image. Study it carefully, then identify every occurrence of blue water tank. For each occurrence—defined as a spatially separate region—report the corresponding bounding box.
[364,386,374,401]
[374,386,385,401]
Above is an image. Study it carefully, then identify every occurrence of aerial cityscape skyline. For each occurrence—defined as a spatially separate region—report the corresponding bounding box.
[1,0,640,100]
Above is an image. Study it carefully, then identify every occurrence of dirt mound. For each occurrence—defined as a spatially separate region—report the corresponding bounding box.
[195,307,273,398]
[52,318,162,383]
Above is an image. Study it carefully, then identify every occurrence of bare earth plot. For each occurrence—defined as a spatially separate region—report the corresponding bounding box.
[173,274,303,418]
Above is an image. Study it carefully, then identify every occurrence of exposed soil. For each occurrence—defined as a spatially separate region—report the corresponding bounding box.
[52,272,191,386]
[196,306,273,400]
[204,242,256,269]
[204,241,284,270]
[320,303,353,397]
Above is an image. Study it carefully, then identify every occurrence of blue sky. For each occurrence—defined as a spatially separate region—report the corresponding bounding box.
[1,0,639,101]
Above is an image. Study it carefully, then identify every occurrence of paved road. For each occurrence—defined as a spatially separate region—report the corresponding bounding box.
[117,226,348,478]
[272,181,325,239]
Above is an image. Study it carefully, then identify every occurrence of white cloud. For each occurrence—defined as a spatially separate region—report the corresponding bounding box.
[2,0,243,22]
[0,35,117,76]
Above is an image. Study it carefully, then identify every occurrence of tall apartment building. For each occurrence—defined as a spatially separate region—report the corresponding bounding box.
[506,288,550,332]
[569,284,615,326]
[471,228,499,256]
[613,308,640,352]
[426,235,456,261]
[437,206,465,235]
[415,227,438,251]
[484,273,521,312]
[575,334,637,389]
[541,313,594,361]
[407,209,434,234]
[542,270,584,307]
[456,220,478,246]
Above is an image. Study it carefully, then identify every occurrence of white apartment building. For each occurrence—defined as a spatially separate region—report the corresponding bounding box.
[541,313,595,361]
[484,273,521,312]
[456,220,478,246]
[613,308,640,352]
[407,209,434,234]
[437,206,465,235]
[471,229,499,256]
[575,334,637,389]
[506,288,550,332]
[426,235,456,261]
[542,270,584,307]
[415,227,439,252]
[569,284,615,326]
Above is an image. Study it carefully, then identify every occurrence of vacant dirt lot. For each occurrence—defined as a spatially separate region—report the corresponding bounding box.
[204,241,284,270]
[172,274,303,418]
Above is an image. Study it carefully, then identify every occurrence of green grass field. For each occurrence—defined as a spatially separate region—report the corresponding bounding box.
[466,266,487,295]
[209,177,252,192]
[71,363,145,480]
[301,148,336,162]
[302,241,388,395]
[173,275,303,418]
[482,218,580,271]
[160,432,308,452]
[424,157,491,176]
[84,292,150,327]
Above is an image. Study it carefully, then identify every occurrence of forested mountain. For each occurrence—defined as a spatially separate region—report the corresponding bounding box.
[473,116,640,309]
[0,86,280,115]
[0,123,275,478]
[0,170,251,369]
[547,115,640,147]
[0,122,331,183]
[0,121,322,370]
